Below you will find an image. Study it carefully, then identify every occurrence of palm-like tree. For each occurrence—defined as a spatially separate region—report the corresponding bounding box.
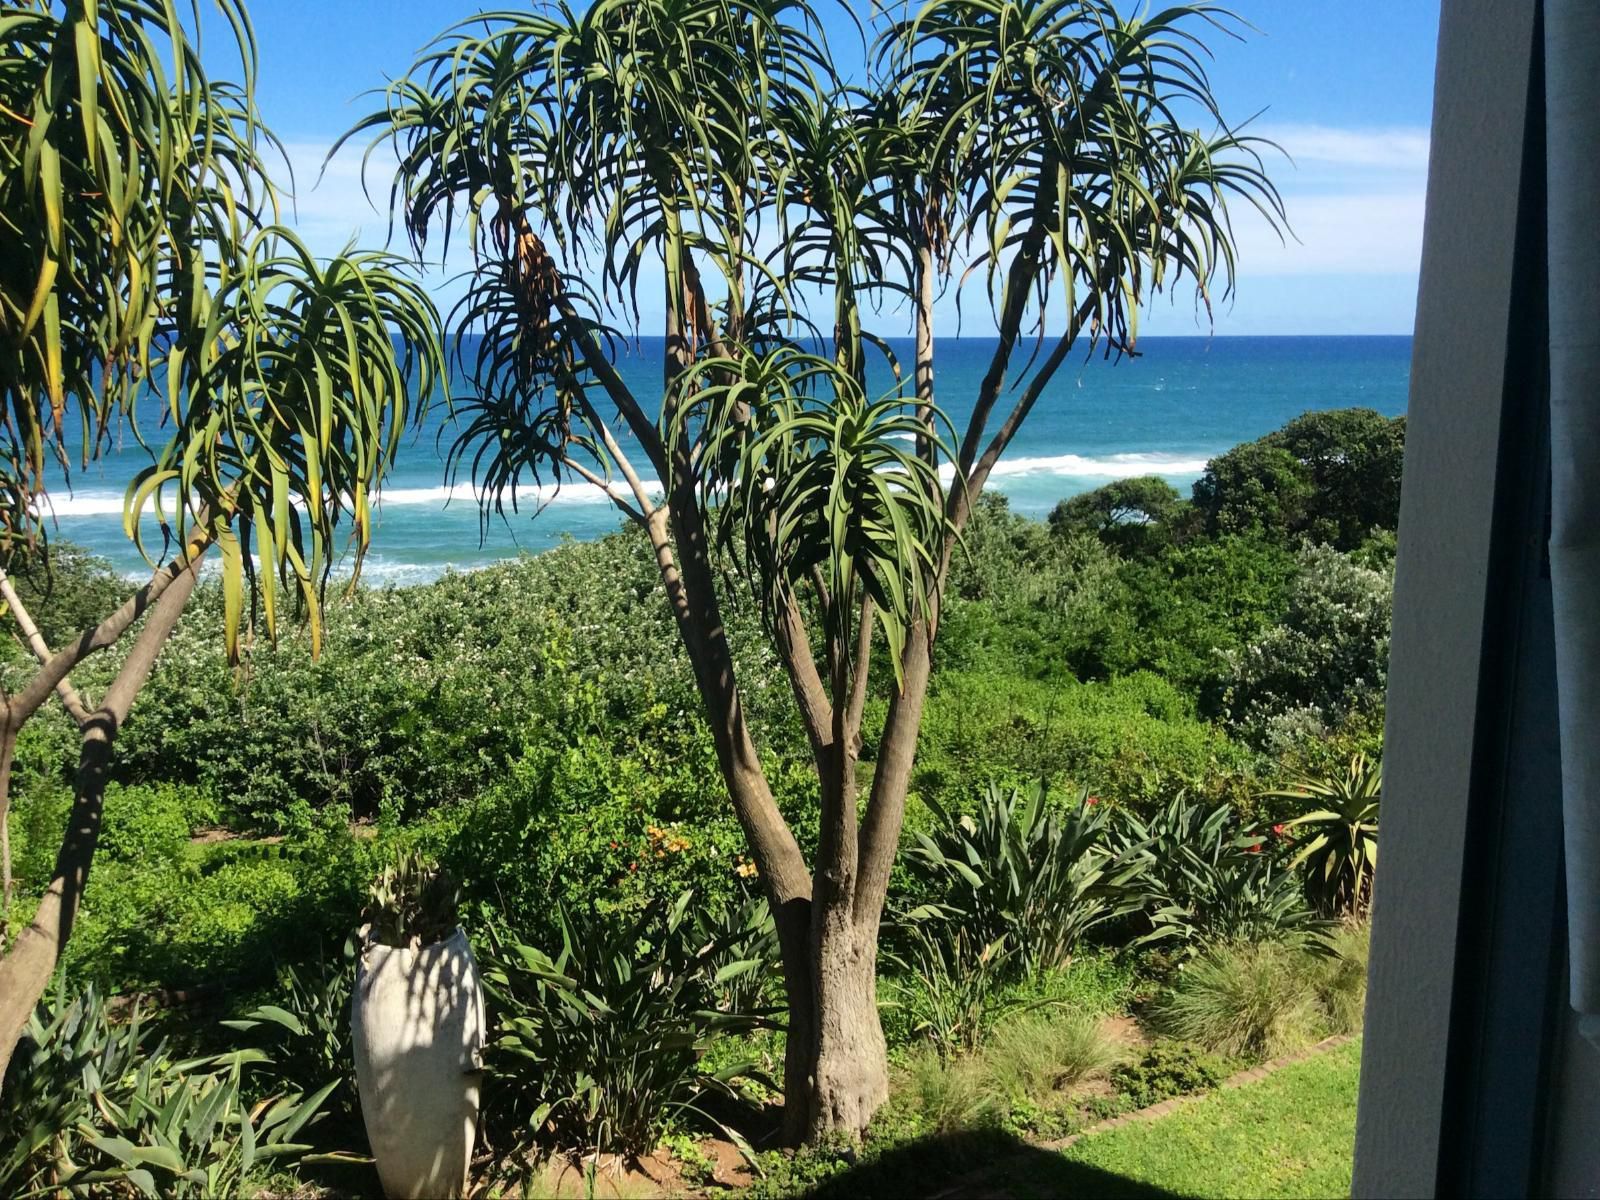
[353,0,1280,1140]
[0,3,442,1080]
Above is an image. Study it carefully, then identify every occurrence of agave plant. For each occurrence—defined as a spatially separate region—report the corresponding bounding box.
[1268,752,1382,918]
[905,781,1149,977]
[1,984,336,1198]
[362,850,461,950]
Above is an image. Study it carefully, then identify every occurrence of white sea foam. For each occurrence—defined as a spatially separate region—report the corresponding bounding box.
[38,477,667,517]
[941,451,1209,483]
[39,452,1206,525]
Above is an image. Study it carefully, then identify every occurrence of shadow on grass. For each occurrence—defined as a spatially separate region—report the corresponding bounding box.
[798,1128,1189,1200]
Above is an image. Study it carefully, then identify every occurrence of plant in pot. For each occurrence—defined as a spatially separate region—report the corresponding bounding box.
[352,851,484,1199]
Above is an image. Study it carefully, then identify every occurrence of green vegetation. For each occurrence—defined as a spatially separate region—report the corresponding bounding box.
[0,0,444,1075]
[0,0,1393,1190]
[1060,1039,1364,1199]
[0,396,1392,1194]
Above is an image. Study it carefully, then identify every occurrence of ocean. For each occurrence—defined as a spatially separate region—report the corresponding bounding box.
[42,335,1411,584]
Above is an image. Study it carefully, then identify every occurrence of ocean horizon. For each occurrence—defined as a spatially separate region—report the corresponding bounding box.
[42,334,1411,585]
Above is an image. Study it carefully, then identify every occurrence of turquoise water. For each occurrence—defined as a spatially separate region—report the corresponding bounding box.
[45,335,1410,583]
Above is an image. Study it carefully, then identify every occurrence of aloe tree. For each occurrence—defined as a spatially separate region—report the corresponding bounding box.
[352,0,1279,1139]
[0,1,443,1080]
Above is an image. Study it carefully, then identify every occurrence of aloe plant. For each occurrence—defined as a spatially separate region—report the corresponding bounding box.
[351,0,1281,1139]
[0,0,443,1081]
[1,985,336,1198]
[1268,753,1382,918]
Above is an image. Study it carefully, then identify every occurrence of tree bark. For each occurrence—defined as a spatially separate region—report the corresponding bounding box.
[0,549,204,1085]
[801,904,889,1140]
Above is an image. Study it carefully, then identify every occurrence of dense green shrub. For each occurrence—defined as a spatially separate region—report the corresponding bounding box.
[1048,475,1188,556]
[1093,536,1301,697]
[911,672,1258,813]
[1191,408,1405,550]
[940,495,1127,680]
[1222,545,1393,749]
[108,533,797,831]
[432,727,772,942]
[99,783,220,864]
[1109,1041,1227,1109]
[50,820,382,993]
[480,890,780,1155]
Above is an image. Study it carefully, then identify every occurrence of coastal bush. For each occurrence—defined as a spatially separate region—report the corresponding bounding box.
[1191,408,1405,550]
[103,533,798,833]
[1094,536,1301,698]
[434,728,768,942]
[1222,544,1394,749]
[98,783,220,864]
[1048,476,1188,556]
[1148,940,1322,1060]
[53,821,379,994]
[911,672,1258,813]
[940,497,1127,680]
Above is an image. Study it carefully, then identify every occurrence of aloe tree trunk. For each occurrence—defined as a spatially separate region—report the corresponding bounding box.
[0,551,205,1086]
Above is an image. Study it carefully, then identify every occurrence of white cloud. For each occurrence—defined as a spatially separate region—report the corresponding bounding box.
[1233,191,1426,277]
[270,126,1428,333]
[277,139,401,252]
[1253,123,1430,172]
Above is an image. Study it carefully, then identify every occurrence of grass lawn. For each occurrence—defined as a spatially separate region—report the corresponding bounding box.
[935,1039,1361,1200]
[1060,1039,1361,1199]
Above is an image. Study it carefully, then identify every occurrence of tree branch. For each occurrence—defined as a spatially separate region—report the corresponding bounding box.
[0,569,91,725]
[10,525,214,731]
[0,542,207,1081]
[775,587,835,761]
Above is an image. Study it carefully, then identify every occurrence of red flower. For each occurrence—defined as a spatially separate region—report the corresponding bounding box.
[1087,795,1101,806]
[1246,841,1263,854]
[609,840,620,849]
[629,862,638,872]
[1272,823,1287,838]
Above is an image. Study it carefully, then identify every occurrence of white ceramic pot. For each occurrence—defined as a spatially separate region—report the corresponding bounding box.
[351,926,485,1199]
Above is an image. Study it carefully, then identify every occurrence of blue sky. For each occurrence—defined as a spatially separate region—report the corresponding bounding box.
[224,1,1440,336]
